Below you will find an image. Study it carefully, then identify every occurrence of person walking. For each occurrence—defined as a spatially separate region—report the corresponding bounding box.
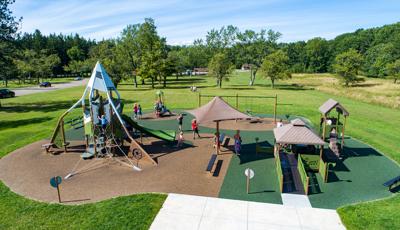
[191,119,201,139]
[177,113,184,131]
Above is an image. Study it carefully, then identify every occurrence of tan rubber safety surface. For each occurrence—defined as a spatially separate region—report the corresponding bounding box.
[0,133,232,204]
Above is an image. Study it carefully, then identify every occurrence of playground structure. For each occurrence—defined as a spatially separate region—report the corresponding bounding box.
[1,85,399,209]
[319,99,349,157]
[198,93,278,123]
[273,118,326,195]
[44,62,176,174]
[187,96,251,155]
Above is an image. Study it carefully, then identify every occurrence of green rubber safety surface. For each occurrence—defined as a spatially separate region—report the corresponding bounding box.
[308,137,400,209]
[218,130,283,204]
[65,111,400,209]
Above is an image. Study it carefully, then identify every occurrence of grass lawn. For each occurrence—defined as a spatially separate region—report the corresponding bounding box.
[0,71,399,229]
[0,181,166,229]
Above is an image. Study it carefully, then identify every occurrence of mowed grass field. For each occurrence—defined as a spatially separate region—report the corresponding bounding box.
[0,71,399,229]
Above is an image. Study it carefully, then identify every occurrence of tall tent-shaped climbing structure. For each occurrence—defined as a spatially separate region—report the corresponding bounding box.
[45,62,157,174]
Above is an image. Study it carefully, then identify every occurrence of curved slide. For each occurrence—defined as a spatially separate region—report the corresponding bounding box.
[121,114,176,142]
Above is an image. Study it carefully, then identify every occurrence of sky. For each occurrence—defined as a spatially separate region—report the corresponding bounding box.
[10,0,400,45]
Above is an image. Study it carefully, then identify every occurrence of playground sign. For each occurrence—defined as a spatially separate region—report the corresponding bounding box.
[50,176,62,203]
[244,168,255,179]
[244,168,255,194]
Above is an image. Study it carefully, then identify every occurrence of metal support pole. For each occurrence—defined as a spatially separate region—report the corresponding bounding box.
[198,93,201,107]
[236,93,239,109]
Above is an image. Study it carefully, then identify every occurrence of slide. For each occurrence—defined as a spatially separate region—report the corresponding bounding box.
[121,114,176,142]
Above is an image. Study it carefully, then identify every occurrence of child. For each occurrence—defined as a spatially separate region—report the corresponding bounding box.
[177,114,183,131]
[234,130,242,155]
[176,131,184,148]
[98,115,108,132]
[191,119,201,139]
[137,104,142,120]
[133,103,138,120]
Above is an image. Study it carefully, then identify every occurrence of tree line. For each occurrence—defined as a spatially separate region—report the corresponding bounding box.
[1,0,400,88]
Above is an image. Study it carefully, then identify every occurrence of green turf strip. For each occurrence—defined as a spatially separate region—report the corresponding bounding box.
[0,181,166,229]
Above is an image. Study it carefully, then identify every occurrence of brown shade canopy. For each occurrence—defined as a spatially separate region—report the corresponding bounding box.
[319,99,349,117]
[274,119,326,145]
[186,96,252,124]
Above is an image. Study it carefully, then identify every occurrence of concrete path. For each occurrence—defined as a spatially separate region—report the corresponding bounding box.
[150,193,345,230]
[281,194,312,208]
[12,79,88,96]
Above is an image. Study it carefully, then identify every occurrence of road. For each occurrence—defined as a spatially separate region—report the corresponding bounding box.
[12,78,88,96]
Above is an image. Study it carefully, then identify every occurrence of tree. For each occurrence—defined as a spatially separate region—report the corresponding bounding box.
[15,49,61,83]
[304,37,331,73]
[0,0,21,87]
[363,43,399,77]
[386,59,400,83]
[14,49,36,82]
[119,24,141,87]
[88,40,125,87]
[333,49,364,86]
[67,46,85,61]
[136,18,166,88]
[259,50,291,88]
[235,29,281,85]
[0,0,21,41]
[208,52,233,88]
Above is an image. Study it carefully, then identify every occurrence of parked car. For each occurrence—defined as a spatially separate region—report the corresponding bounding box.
[0,89,15,98]
[74,76,83,81]
[39,82,52,87]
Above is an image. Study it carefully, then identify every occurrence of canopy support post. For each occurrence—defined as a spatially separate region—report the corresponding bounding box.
[216,121,220,155]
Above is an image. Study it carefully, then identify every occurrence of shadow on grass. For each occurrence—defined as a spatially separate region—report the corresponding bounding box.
[352,83,382,88]
[0,117,52,130]
[0,101,76,113]
[220,87,256,90]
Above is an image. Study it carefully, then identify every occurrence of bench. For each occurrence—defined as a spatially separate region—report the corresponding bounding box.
[222,137,230,148]
[383,175,400,191]
[206,154,218,173]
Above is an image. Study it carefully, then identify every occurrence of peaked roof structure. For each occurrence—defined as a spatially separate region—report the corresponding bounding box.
[186,96,252,124]
[87,61,116,92]
[319,99,349,116]
[274,119,325,145]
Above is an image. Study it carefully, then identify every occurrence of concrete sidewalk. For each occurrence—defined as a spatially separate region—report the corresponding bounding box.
[150,193,345,230]
[281,194,312,208]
